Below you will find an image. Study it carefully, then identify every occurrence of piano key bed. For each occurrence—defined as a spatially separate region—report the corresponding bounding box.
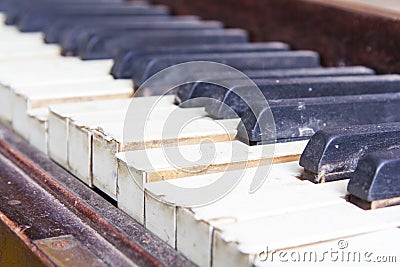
[1,1,400,266]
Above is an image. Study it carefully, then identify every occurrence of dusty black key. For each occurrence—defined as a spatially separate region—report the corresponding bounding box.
[347,149,400,208]
[234,92,400,145]
[176,66,375,107]
[299,123,400,183]
[76,29,249,60]
[59,21,224,56]
[205,75,400,119]
[111,42,291,79]
[44,16,201,43]
[5,1,146,26]
[132,51,320,87]
[4,1,100,25]
[18,4,169,32]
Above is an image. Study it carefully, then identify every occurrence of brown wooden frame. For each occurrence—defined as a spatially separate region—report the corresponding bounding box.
[152,0,400,74]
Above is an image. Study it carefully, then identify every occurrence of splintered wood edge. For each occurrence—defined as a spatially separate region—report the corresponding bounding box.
[299,169,352,184]
[347,194,400,210]
[146,153,301,182]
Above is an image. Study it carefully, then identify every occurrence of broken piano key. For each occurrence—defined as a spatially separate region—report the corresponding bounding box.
[347,148,400,209]
[299,123,400,183]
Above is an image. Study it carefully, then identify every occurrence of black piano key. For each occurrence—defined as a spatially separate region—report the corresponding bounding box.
[235,92,400,144]
[205,75,400,119]
[44,16,202,43]
[18,4,169,32]
[176,66,375,107]
[59,21,224,56]
[111,42,291,79]
[347,149,400,203]
[76,29,249,60]
[5,1,143,26]
[299,123,400,182]
[132,51,320,87]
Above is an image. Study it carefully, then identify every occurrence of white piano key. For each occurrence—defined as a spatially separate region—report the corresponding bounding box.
[145,163,348,266]
[28,108,48,154]
[11,80,133,139]
[116,140,308,225]
[254,228,400,267]
[48,98,134,167]
[0,44,60,60]
[0,31,46,46]
[212,204,400,267]
[0,58,114,87]
[0,84,12,124]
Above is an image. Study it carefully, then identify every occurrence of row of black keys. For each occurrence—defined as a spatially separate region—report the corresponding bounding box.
[2,0,399,204]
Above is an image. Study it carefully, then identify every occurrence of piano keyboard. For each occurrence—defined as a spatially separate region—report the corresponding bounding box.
[1,0,400,266]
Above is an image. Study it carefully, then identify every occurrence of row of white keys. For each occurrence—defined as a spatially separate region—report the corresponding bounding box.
[92,116,240,197]
[56,95,239,198]
[45,93,238,198]
[144,161,346,265]
[11,80,134,140]
[93,118,240,198]
[116,140,308,226]
[0,59,117,125]
[47,98,134,167]
[47,96,174,191]
[144,162,307,247]
[0,23,119,126]
[145,158,400,266]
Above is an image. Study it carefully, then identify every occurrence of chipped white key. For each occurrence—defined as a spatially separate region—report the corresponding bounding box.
[212,204,400,267]
[91,101,199,198]
[145,162,348,265]
[48,98,134,167]
[11,80,133,139]
[49,95,172,172]
[144,162,304,248]
[93,107,239,199]
[116,140,308,225]
[68,110,129,186]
